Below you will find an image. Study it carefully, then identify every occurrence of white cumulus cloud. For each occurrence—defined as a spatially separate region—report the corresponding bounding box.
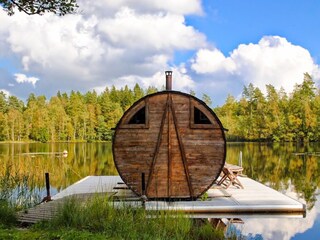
[191,48,236,73]
[98,7,205,52]
[14,73,39,87]
[78,0,203,17]
[239,193,320,240]
[0,89,11,97]
[191,36,320,98]
[0,1,205,99]
[94,65,195,95]
[1,2,320,106]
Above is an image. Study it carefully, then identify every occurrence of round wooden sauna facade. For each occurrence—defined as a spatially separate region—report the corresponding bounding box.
[113,78,226,199]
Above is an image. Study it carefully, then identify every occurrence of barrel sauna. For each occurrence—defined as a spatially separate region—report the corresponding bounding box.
[113,71,226,199]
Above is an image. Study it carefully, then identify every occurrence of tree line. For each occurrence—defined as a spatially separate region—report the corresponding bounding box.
[215,73,320,142]
[0,73,319,142]
[0,84,156,142]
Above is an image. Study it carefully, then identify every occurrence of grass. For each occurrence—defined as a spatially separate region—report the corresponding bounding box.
[0,169,239,239]
[0,227,109,240]
[0,165,41,228]
[0,165,41,210]
[0,200,17,227]
[33,195,227,240]
[0,197,234,240]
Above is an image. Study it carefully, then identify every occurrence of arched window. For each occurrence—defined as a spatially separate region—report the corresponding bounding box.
[129,106,146,124]
[120,99,149,129]
[194,107,211,124]
[190,99,215,129]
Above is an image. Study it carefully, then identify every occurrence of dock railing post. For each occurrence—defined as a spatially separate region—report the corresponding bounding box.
[141,172,147,207]
[238,151,242,168]
[45,172,51,202]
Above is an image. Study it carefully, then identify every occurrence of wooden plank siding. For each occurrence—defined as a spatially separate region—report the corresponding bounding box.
[113,91,226,199]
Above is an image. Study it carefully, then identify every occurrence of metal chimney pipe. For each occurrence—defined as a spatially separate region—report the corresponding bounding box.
[165,71,172,91]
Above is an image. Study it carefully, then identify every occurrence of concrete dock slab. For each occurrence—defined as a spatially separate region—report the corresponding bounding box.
[53,175,305,216]
[19,175,306,223]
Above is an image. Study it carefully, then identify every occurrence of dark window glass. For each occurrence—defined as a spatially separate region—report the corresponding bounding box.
[194,107,211,124]
[129,107,146,124]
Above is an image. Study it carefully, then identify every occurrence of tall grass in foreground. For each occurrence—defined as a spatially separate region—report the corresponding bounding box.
[0,200,16,227]
[0,165,41,226]
[41,195,227,240]
[0,168,237,239]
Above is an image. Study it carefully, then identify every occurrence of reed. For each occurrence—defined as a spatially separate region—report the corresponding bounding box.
[0,200,16,227]
[0,165,42,226]
[0,169,231,239]
[42,195,226,239]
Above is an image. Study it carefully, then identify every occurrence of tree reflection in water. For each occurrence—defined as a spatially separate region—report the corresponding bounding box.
[0,142,319,206]
[0,142,319,239]
[226,142,320,209]
[0,142,117,193]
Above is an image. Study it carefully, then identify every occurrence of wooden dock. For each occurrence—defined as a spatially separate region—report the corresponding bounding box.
[18,175,306,223]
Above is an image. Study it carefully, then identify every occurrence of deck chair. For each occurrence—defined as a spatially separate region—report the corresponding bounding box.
[217,164,244,189]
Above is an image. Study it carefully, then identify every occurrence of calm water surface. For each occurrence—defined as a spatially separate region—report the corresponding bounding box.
[0,142,319,239]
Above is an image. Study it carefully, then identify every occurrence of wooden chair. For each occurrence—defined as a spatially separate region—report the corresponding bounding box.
[217,163,244,189]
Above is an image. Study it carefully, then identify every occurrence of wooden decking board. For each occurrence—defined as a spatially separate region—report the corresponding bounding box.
[52,176,122,200]
[18,201,61,223]
[18,175,306,223]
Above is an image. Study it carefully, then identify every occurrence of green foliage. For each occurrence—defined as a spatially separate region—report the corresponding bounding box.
[0,0,78,16]
[0,92,8,113]
[39,195,225,239]
[0,227,107,240]
[0,84,156,142]
[200,192,209,201]
[189,90,196,96]
[216,72,320,142]
[0,112,8,141]
[0,165,41,210]
[194,221,224,240]
[0,200,17,227]
[0,73,319,142]
[133,83,144,101]
[202,93,212,107]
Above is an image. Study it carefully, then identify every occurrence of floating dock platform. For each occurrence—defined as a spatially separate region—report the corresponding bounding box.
[18,175,306,223]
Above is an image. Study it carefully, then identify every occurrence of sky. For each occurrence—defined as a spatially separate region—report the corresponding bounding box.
[241,189,320,240]
[1,0,320,106]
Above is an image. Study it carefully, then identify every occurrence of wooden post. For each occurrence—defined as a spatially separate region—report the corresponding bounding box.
[141,172,145,195]
[238,151,242,168]
[45,172,51,201]
[141,172,147,207]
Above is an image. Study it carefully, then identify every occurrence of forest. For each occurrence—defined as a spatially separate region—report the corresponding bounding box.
[0,72,319,142]
[215,73,320,142]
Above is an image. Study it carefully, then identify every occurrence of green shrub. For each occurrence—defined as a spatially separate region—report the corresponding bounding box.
[195,221,224,240]
[0,165,41,228]
[44,195,230,240]
[0,200,17,227]
[0,165,41,210]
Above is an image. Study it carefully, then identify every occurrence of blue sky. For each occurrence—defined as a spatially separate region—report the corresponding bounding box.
[186,0,320,61]
[0,0,319,106]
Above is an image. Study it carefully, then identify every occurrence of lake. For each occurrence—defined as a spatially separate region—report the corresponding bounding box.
[0,142,319,239]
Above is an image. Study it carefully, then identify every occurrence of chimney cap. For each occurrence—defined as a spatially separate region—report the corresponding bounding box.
[165,71,172,91]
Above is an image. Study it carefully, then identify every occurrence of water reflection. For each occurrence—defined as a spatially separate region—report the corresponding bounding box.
[226,142,320,240]
[0,142,319,239]
[238,195,320,240]
[0,142,117,192]
[226,142,320,208]
[201,193,319,240]
[192,218,245,238]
